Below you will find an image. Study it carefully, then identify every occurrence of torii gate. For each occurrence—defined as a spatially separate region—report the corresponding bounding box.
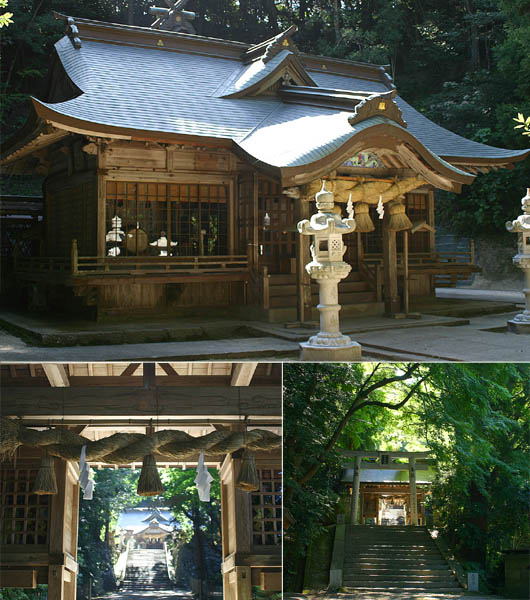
[342,449,433,526]
[0,362,282,600]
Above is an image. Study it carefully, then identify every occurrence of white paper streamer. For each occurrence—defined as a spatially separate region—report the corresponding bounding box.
[79,445,95,500]
[194,451,213,502]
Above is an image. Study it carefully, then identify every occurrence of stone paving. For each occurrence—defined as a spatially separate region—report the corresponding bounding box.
[284,593,519,600]
[0,295,528,361]
[94,591,193,600]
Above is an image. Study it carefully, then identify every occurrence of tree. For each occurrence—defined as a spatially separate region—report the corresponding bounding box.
[284,362,530,593]
[162,468,222,587]
[284,362,427,589]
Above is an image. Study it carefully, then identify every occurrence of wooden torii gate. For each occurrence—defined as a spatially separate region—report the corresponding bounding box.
[0,362,282,600]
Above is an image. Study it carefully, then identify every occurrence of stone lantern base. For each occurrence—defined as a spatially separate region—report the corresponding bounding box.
[300,337,362,361]
[507,316,530,334]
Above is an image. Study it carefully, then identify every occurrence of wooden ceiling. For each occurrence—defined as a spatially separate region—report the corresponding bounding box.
[1,362,282,468]
[1,362,281,387]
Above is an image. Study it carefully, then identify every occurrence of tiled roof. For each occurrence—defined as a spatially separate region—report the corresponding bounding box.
[19,18,530,172]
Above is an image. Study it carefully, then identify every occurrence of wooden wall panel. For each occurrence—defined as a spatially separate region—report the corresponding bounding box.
[45,172,97,257]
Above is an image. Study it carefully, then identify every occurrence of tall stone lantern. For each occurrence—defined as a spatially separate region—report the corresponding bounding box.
[506,188,530,333]
[297,182,361,360]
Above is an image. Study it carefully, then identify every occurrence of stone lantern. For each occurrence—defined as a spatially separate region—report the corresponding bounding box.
[506,188,530,333]
[297,182,361,360]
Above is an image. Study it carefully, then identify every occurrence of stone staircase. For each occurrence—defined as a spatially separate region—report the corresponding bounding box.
[121,548,173,592]
[267,272,383,322]
[342,525,461,595]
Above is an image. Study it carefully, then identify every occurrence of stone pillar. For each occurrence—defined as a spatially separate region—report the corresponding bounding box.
[350,456,361,524]
[506,188,530,333]
[409,457,418,526]
[298,182,361,361]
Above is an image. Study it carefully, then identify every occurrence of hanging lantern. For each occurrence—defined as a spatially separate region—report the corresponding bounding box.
[33,456,58,495]
[354,202,375,232]
[386,198,412,231]
[236,450,259,492]
[137,454,165,496]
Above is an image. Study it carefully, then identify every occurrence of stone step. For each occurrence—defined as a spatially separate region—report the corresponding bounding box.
[343,569,453,576]
[342,587,461,594]
[269,280,371,297]
[269,290,375,308]
[343,574,457,582]
[342,581,461,590]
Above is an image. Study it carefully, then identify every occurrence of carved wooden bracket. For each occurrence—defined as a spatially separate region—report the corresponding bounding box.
[348,90,406,128]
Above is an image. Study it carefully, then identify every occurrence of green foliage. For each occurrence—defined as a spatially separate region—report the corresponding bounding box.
[284,363,530,593]
[161,467,221,543]
[514,113,530,137]
[283,363,427,590]
[0,587,46,600]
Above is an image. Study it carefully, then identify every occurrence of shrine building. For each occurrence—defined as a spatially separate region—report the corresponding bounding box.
[342,450,434,526]
[0,362,282,600]
[1,9,528,322]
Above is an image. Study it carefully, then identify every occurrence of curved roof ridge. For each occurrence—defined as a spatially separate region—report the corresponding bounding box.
[216,49,316,98]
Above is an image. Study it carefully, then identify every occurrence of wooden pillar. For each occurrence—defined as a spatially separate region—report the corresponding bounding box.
[408,457,418,526]
[96,165,106,258]
[350,456,361,525]
[252,173,259,268]
[403,231,409,314]
[48,458,80,600]
[296,195,311,323]
[220,453,252,600]
[383,220,400,314]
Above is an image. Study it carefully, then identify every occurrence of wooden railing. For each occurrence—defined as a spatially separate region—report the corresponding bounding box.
[16,240,249,277]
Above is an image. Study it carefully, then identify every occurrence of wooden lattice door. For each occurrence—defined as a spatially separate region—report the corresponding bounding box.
[258,178,296,274]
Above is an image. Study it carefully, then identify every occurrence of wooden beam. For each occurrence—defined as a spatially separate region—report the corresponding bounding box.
[231,363,258,386]
[42,364,70,387]
[158,363,178,376]
[0,570,37,588]
[1,387,281,419]
[121,363,140,376]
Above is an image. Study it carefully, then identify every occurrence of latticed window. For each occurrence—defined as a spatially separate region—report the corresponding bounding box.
[251,468,282,546]
[0,467,49,545]
[105,182,228,257]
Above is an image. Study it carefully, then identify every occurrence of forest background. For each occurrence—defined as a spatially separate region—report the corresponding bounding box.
[284,362,530,593]
[1,0,530,242]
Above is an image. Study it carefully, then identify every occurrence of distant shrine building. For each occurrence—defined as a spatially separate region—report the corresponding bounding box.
[117,508,175,549]
[1,8,528,321]
[342,450,434,527]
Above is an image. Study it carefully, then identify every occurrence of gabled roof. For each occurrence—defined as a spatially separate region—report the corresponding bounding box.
[2,13,527,189]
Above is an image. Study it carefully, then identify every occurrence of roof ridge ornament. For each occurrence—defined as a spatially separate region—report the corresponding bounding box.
[242,24,299,64]
[348,89,407,128]
[149,0,196,34]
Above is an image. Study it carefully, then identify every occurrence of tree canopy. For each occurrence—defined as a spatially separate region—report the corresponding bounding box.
[284,362,530,593]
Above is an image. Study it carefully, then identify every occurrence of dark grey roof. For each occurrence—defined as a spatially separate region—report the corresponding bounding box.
[30,24,528,170]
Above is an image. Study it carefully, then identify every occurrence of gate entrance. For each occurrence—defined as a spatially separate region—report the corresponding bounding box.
[0,362,282,600]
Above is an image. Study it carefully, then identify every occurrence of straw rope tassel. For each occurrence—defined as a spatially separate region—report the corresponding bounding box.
[386,197,412,231]
[33,456,58,495]
[353,202,375,232]
[137,454,165,496]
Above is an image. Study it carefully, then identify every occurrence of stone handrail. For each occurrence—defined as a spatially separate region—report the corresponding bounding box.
[164,541,176,584]
[428,529,467,589]
[328,515,345,591]
[114,539,131,588]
